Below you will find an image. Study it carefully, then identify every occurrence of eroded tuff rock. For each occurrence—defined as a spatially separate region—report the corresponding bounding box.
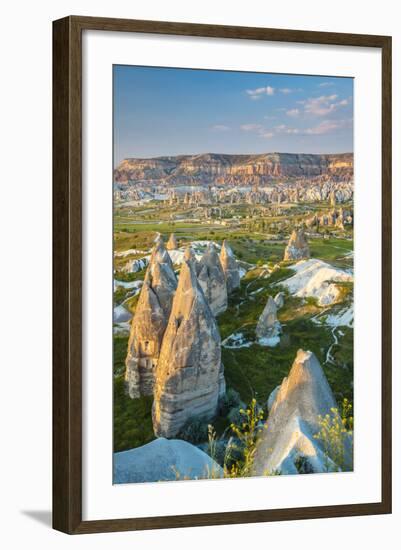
[150,236,175,273]
[219,240,240,293]
[125,241,177,398]
[166,233,178,250]
[113,438,223,483]
[124,282,167,398]
[256,296,281,345]
[146,254,177,318]
[252,350,342,476]
[152,261,224,438]
[274,291,285,309]
[183,245,198,272]
[197,243,228,316]
[284,228,310,261]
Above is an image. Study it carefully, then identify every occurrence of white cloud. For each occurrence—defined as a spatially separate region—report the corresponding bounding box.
[260,131,274,138]
[319,81,335,87]
[240,123,263,131]
[286,108,300,117]
[279,88,292,94]
[297,94,349,116]
[303,119,351,135]
[246,85,275,99]
[211,124,230,131]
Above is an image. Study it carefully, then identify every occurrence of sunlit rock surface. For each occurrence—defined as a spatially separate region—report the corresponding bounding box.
[284,228,310,261]
[220,240,240,293]
[252,349,340,476]
[152,261,224,438]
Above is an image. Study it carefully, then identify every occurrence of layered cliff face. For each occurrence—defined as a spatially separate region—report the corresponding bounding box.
[114,152,353,185]
[152,261,223,439]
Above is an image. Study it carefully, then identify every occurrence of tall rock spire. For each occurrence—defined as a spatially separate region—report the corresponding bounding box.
[150,235,175,273]
[256,295,281,345]
[152,261,224,438]
[219,240,240,293]
[125,240,177,398]
[197,243,228,315]
[124,282,167,398]
[252,349,342,475]
[166,233,178,250]
[283,227,310,261]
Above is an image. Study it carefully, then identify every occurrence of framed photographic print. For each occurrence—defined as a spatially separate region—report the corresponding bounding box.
[53,16,392,534]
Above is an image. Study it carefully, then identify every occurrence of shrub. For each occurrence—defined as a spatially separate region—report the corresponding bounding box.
[177,416,209,444]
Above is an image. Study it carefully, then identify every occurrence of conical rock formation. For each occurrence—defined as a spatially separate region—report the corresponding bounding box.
[197,243,228,315]
[184,245,198,272]
[166,233,178,250]
[256,296,281,345]
[252,349,340,476]
[125,282,167,398]
[274,291,285,309]
[125,240,177,398]
[284,228,310,261]
[220,240,240,293]
[150,236,175,273]
[152,261,224,438]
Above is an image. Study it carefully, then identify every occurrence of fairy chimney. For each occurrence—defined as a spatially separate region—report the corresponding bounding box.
[124,282,167,398]
[197,243,228,315]
[256,296,281,343]
[219,240,240,293]
[152,261,224,438]
[125,241,177,398]
[166,233,178,250]
[284,228,310,261]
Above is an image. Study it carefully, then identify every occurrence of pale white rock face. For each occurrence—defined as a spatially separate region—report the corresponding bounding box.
[274,291,285,309]
[219,240,240,293]
[282,258,353,306]
[150,238,175,273]
[113,438,223,483]
[124,282,167,398]
[152,261,224,438]
[147,258,177,317]
[197,243,228,316]
[252,349,339,476]
[166,233,178,250]
[256,296,281,344]
[284,228,310,261]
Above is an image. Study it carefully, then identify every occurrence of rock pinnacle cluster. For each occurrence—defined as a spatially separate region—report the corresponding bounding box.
[152,260,224,438]
[125,237,177,398]
[284,227,310,261]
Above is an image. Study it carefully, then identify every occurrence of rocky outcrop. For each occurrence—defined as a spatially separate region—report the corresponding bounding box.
[166,233,178,250]
[274,291,285,309]
[125,240,177,398]
[197,243,228,316]
[219,240,240,293]
[114,153,353,185]
[284,228,310,261]
[146,255,177,318]
[124,282,167,398]
[150,236,175,273]
[252,349,342,476]
[114,438,223,483]
[256,296,281,346]
[152,261,224,438]
[183,245,198,272]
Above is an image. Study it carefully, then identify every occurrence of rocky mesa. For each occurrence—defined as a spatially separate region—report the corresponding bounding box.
[114,152,353,185]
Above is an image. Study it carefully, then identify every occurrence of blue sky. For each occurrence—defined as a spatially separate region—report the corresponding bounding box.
[113,65,353,165]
